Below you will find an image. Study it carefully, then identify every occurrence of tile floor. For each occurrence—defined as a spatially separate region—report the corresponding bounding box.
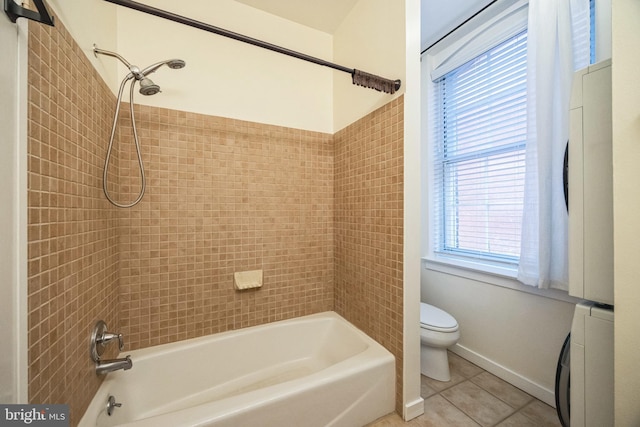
[368,352,562,427]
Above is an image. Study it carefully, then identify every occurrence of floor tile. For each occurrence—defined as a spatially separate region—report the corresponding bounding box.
[518,400,562,427]
[440,380,515,427]
[496,412,543,427]
[369,353,563,427]
[421,369,467,393]
[470,371,533,409]
[420,375,437,399]
[412,394,481,427]
[448,352,484,379]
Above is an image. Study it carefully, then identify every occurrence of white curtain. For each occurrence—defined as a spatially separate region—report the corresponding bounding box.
[518,0,590,289]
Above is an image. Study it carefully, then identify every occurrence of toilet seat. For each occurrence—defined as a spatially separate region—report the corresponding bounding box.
[420,303,458,333]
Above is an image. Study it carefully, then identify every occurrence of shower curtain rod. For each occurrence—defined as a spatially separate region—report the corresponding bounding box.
[103,0,401,94]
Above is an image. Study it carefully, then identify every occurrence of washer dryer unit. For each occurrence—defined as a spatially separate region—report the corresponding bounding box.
[560,59,615,427]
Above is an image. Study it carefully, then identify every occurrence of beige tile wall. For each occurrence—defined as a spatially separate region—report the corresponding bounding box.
[27,12,404,425]
[115,104,334,349]
[334,96,405,413]
[27,21,120,426]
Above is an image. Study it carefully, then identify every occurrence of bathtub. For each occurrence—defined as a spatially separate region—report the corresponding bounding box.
[79,311,395,427]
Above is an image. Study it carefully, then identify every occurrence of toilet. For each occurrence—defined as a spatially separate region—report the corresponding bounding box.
[420,302,460,381]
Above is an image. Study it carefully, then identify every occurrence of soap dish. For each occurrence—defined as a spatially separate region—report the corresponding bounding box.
[234,270,263,290]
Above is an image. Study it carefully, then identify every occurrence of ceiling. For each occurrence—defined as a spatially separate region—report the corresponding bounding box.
[233,0,492,51]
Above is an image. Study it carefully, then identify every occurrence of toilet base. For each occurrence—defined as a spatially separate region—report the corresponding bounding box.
[420,345,451,382]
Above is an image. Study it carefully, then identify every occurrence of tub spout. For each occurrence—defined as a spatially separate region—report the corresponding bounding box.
[96,355,133,375]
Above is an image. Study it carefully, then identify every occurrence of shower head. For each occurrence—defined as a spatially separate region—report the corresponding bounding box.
[138,77,161,96]
[93,45,185,96]
[167,59,186,69]
[141,59,187,76]
[137,59,185,95]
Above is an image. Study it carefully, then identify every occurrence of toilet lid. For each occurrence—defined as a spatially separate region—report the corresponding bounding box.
[420,303,458,331]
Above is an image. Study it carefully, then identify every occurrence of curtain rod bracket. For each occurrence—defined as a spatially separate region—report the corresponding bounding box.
[4,0,54,26]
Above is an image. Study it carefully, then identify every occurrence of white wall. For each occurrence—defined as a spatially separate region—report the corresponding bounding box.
[421,270,575,404]
[114,0,333,133]
[332,0,406,131]
[0,9,24,404]
[612,0,640,424]
[47,0,118,88]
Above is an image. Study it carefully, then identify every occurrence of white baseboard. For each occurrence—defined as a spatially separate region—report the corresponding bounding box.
[450,344,556,408]
[403,397,425,421]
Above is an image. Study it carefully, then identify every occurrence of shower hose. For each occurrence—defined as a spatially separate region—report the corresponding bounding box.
[103,73,146,208]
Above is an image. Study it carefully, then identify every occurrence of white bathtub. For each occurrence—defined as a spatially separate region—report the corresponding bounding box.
[79,311,395,427]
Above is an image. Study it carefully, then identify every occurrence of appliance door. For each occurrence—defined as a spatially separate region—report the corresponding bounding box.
[568,61,613,305]
[570,302,614,427]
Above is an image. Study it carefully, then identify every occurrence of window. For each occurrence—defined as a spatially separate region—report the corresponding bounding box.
[424,0,597,278]
[432,31,528,267]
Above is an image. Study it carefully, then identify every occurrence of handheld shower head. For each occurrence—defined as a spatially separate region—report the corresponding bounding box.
[167,59,186,69]
[141,59,187,76]
[138,77,161,96]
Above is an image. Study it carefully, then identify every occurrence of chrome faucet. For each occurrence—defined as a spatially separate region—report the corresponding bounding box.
[90,320,133,374]
[96,355,133,375]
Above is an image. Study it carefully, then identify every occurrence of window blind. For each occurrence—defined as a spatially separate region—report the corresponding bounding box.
[431,31,528,264]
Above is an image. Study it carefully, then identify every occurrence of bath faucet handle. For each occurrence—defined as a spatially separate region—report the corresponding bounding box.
[91,321,126,363]
[102,332,124,351]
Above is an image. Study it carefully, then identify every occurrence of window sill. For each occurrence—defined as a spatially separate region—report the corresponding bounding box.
[422,256,581,304]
